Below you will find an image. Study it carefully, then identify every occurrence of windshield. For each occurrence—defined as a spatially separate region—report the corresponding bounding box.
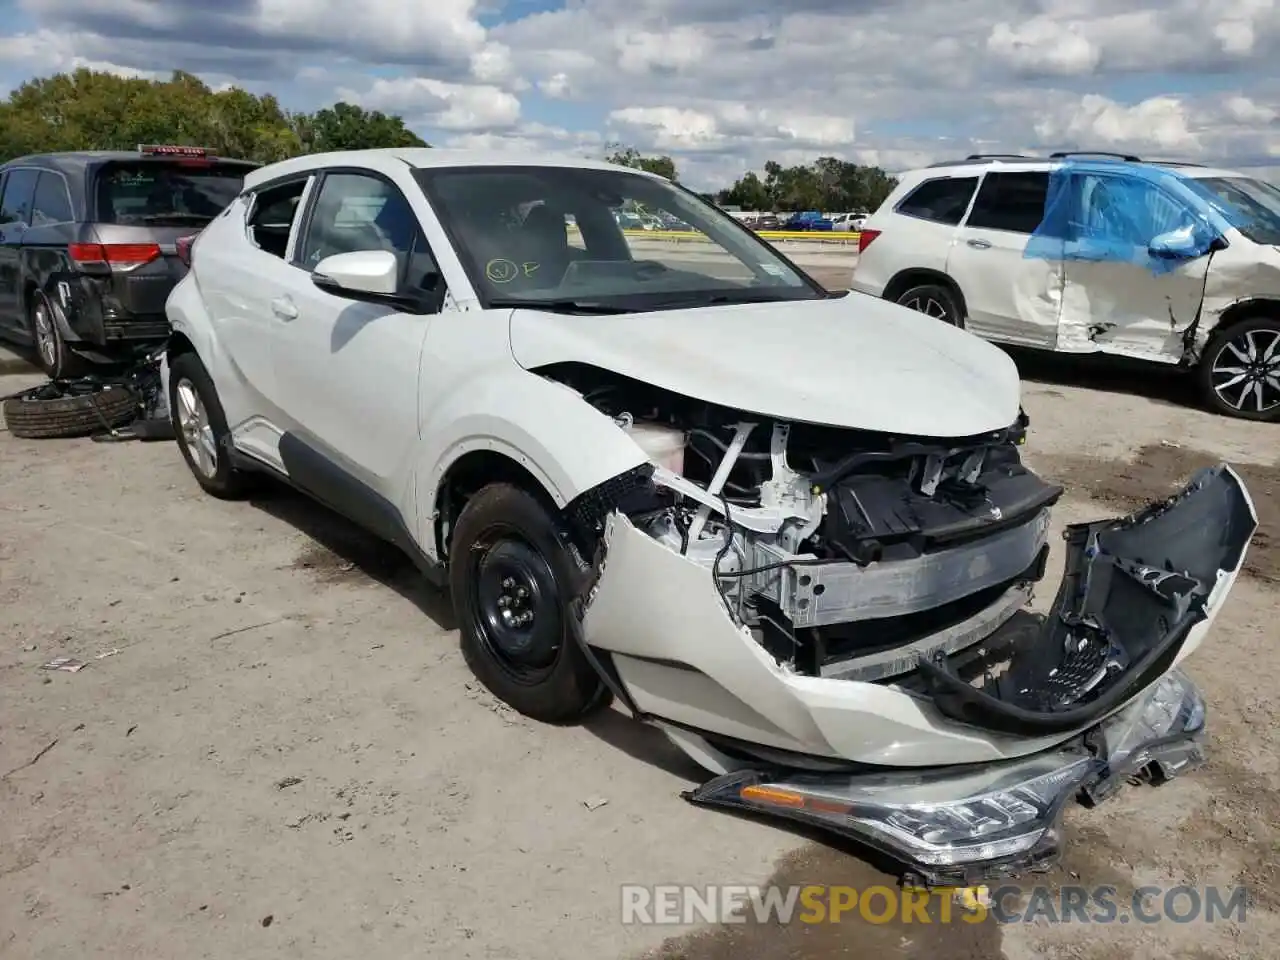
[1185,176,1280,245]
[93,161,250,225]
[413,165,823,311]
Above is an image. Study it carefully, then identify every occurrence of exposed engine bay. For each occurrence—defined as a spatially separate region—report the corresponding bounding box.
[544,361,1255,739]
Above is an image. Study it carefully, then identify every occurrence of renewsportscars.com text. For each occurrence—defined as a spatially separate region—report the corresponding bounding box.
[620,884,1249,926]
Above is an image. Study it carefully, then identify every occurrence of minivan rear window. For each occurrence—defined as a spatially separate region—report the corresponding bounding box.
[93,161,250,225]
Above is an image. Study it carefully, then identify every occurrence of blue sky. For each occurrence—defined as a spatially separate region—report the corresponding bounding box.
[1,0,1277,187]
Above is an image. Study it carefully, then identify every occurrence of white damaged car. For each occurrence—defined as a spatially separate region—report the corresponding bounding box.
[164,149,1258,884]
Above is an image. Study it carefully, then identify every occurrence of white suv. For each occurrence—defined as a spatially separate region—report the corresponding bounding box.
[851,152,1280,421]
[161,148,1255,881]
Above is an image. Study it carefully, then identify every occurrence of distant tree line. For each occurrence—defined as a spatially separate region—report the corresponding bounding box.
[0,68,426,165]
[0,69,896,213]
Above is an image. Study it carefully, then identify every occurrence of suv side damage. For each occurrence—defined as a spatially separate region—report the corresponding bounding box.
[548,365,1257,882]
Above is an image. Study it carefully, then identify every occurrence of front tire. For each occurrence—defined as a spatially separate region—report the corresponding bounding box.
[168,352,254,498]
[895,283,963,327]
[449,483,609,723]
[1197,316,1280,422]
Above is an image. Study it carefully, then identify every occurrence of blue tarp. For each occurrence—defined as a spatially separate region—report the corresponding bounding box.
[1024,160,1224,275]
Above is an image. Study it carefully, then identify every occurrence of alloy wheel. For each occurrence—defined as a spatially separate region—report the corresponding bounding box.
[901,294,950,321]
[175,378,218,478]
[1209,328,1280,415]
[32,301,57,368]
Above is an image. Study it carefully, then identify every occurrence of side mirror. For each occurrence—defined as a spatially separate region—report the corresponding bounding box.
[1147,228,1210,260]
[312,250,441,314]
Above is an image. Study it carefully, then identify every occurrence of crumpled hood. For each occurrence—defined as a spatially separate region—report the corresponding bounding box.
[508,294,1021,437]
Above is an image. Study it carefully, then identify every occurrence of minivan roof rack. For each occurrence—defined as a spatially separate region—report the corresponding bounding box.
[1049,150,1141,162]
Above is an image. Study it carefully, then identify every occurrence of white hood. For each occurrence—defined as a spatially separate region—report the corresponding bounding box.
[508,294,1022,437]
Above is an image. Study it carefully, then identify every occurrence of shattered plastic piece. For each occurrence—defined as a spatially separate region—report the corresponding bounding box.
[95,648,121,660]
[583,796,609,811]
[41,657,86,673]
[954,886,991,913]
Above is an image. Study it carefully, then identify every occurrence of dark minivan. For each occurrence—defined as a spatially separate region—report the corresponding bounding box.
[0,145,258,376]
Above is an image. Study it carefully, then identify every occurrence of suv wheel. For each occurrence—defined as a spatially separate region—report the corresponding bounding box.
[30,292,87,379]
[449,483,609,723]
[168,352,254,498]
[1197,317,1280,422]
[895,283,963,326]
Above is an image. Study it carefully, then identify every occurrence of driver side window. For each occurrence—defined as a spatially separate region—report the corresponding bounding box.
[296,172,434,287]
[1074,174,1195,247]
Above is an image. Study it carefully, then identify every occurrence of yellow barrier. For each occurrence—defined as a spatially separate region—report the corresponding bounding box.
[620,229,862,243]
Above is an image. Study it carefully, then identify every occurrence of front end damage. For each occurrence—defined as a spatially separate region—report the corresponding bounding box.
[547,366,1257,881]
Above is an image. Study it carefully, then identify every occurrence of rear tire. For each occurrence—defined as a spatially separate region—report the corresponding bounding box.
[895,283,963,327]
[449,483,609,723]
[168,352,254,498]
[30,291,89,380]
[1197,316,1280,422]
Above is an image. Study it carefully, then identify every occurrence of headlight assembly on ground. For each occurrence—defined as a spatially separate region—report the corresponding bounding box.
[685,669,1207,885]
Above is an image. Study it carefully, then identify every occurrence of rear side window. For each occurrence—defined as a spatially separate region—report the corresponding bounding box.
[32,172,73,225]
[965,172,1049,234]
[93,161,249,225]
[0,169,40,225]
[895,177,978,225]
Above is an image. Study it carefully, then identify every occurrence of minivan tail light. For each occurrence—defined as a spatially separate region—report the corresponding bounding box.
[857,228,881,254]
[176,235,196,267]
[68,242,162,267]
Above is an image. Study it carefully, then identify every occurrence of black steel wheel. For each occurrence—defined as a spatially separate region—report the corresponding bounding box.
[449,483,609,722]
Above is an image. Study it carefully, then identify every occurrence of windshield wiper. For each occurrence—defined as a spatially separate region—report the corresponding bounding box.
[488,297,631,315]
[647,290,811,310]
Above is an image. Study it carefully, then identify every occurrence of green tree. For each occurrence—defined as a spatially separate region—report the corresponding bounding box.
[0,68,427,165]
[604,143,679,181]
[303,102,427,153]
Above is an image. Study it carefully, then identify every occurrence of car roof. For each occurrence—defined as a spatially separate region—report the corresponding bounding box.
[901,154,1249,182]
[242,148,662,189]
[1,151,258,172]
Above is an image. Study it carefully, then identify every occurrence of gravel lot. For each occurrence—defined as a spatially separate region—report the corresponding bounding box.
[2,264,1279,959]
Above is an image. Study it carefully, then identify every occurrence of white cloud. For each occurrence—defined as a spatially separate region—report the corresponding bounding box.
[338,76,521,131]
[0,29,165,81]
[537,72,571,99]
[5,0,1280,188]
[1033,94,1200,154]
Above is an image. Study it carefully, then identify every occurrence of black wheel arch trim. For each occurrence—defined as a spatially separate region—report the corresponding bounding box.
[247,430,447,587]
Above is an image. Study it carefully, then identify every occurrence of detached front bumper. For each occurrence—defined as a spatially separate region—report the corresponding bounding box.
[579,463,1255,879]
[685,668,1206,886]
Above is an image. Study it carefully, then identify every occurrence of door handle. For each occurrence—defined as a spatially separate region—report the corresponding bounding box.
[270,296,298,320]
[966,238,992,250]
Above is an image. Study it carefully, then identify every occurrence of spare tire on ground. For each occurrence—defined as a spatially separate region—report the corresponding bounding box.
[2,380,139,439]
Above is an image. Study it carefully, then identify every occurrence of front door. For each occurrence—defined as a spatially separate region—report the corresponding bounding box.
[273,170,438,498]
[1055,171,1211,362]
[947,170,1064,348]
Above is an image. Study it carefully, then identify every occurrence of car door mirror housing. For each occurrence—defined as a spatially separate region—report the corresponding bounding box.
[1147,228,1211,259]
[312,250,442,314]
[313,250,399,295]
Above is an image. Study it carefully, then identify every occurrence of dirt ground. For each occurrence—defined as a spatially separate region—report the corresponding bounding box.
[3,329,1280,959]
